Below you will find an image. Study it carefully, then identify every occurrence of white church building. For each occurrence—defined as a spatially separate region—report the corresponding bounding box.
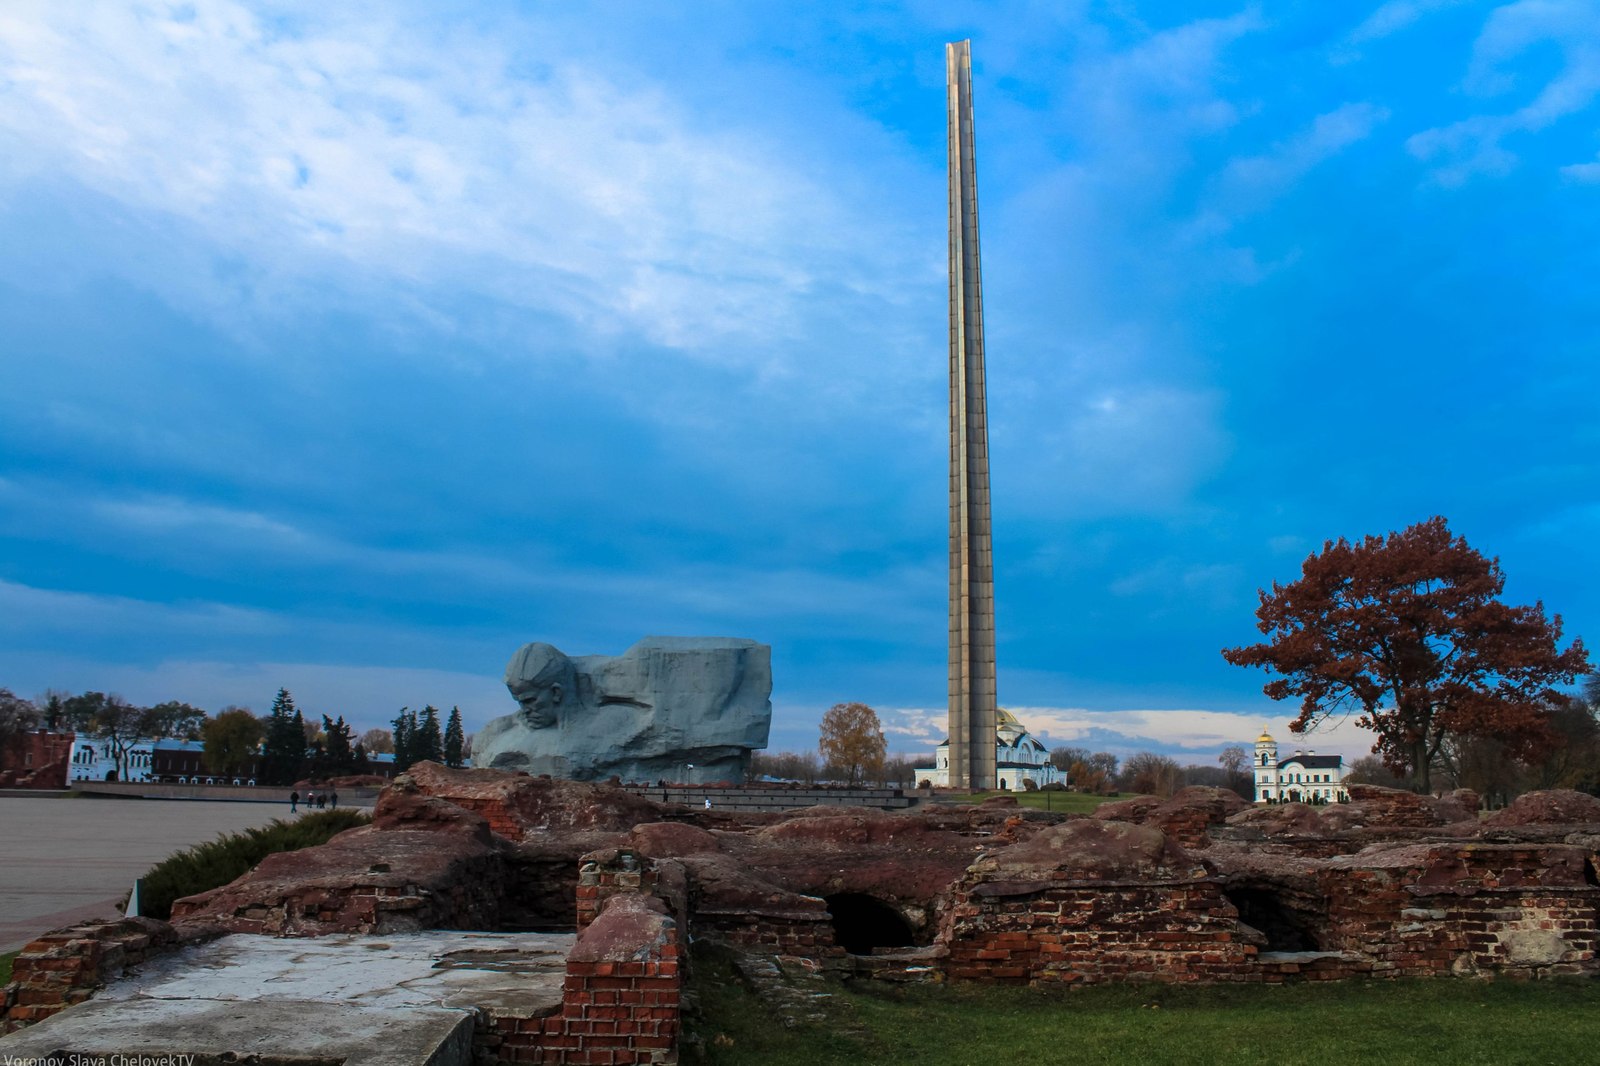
[915,709,1062,790]
[1253,729,1350,804]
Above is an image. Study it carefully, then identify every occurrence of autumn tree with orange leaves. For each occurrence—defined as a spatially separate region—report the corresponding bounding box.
[1223,517,1588,793]
[819,701,887,786]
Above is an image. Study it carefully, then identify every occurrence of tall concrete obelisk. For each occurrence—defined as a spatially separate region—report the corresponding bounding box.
[946,39,997,790]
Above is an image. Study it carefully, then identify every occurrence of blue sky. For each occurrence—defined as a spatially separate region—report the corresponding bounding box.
[2,1,1596,765]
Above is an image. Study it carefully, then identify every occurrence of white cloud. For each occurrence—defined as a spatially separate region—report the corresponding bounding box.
[93,496,311,545]
[882,704,1376,761]
[1107,559,1247,611]
[1176,102,1388,278]
[1267,534,1307,555]
[1218,102,1390,203]
[0,1,925,371]
[1342,0,1473,50]
[0,578,286,642]
[995,384,1231,519]
[1561,160,1600,181]
[1066,10,1266,177]
[1407,0,1600,185]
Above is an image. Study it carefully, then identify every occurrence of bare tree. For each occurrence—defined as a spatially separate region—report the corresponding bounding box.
[1181,765,1233,789]
[360,727,395,754]
[1120,752,1182,798]
[1217,745,1253,799]
[1346,755,1408,788]
[0,689,41,743]
[1050,746,1091,773]
[751,751,821,785]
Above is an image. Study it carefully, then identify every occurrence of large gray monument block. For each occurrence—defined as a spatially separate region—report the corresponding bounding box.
[472,636,772,784]
[947,39,998,790]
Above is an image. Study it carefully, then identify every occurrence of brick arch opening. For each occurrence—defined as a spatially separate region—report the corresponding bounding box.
[825,893,916,955]
[1223,887,1321,952]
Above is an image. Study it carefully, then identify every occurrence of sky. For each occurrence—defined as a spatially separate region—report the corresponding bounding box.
[2,1,1597,767]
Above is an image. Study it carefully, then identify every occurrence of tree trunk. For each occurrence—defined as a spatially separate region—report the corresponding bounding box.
[1411,737,1430,793]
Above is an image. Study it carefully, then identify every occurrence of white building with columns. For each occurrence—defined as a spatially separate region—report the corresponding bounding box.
[1253,729,1349,804]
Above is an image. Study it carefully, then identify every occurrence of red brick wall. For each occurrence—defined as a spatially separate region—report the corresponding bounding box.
[1319,845,1599,977]
[694,909,841,957]
[944,880,1257,985]
[575,850,658,932]
[441,795,527,841]
[938,844,1599,987]
[2,918,179,1033]
[0,731,72,789]
[496,893,682,1065]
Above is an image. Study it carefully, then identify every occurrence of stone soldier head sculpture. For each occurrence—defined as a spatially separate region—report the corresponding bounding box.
[479,636,773,782]
[504,642,579,729]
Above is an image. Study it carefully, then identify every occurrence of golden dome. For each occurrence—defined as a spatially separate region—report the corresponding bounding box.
[1257,729,1274,743]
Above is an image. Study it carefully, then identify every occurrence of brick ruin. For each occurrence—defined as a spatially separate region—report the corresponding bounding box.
[0,730,72,790]
[6,764,1600,1061]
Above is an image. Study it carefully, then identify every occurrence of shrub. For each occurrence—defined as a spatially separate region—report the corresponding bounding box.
[137,808,369,920]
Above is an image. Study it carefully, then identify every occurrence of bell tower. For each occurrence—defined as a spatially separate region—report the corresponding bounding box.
[1253,729,1278,802]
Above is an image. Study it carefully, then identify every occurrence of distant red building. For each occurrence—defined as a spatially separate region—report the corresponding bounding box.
[0,730,73,789]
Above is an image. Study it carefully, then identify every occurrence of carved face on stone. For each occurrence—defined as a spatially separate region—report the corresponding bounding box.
[503,642,578,729]
[510,677,563,728]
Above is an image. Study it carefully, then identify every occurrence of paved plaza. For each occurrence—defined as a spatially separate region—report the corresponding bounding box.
[0,795,332,951]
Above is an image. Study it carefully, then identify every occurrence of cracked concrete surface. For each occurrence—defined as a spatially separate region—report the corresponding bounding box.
[0,931,573,1065]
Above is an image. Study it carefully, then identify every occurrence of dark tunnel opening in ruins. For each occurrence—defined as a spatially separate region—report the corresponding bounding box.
[825,893,917,955]
[1224,887,1321,952]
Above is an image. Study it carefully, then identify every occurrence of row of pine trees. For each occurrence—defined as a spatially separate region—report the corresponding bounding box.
[391,703,466,772]
[256,689,467,786]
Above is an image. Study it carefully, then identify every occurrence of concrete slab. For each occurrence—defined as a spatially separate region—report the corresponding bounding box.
[1,999,471,1066]
[0,931,574,1065]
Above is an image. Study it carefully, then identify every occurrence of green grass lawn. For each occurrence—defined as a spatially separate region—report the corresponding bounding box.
[953,789,1126,813]
[684,948,1600,1066]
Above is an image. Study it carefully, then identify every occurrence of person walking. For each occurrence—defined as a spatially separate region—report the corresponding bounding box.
[290,790,299,813]
[330,789,338,810]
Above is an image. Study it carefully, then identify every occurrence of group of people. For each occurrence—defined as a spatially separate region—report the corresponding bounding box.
[288,788,337,813]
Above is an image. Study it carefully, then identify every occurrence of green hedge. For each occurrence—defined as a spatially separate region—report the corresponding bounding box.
[137,808,370,920]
